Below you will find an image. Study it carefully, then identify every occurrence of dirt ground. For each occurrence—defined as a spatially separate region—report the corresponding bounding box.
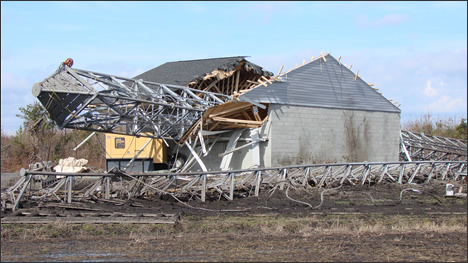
[1,176,467,262]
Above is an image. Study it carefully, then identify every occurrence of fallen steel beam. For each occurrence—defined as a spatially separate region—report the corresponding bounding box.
[3,160,465,208]
[400,130,467,161]
[32,62,231,140]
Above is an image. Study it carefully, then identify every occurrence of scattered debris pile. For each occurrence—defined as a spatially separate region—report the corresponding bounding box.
[53,157,89,174]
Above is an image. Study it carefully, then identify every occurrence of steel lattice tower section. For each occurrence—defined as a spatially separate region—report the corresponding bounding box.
[32,62,231,140]
[400,130,467,161]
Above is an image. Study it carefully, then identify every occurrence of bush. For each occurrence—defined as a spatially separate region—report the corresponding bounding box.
[1,102,106,172]
[402,113,467,140]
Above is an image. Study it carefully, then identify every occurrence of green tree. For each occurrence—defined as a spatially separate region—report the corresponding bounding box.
[15,101,57,163]
[16,101,55,133]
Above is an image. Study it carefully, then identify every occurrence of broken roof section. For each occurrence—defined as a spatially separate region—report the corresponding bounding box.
[239,53,401,113]
[132,56,274,142]
[133,56,273,96]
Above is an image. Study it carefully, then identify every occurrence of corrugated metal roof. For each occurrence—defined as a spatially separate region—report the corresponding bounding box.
[132,56,272,86]
[239,54,401,113]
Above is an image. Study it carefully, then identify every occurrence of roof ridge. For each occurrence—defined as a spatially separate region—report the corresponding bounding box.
[281,52,332,76]
[167,56,247,63]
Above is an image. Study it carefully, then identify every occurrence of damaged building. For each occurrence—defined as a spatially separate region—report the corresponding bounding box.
[21,53,465,207]
[124,54,401,172]
[31,52,401,173]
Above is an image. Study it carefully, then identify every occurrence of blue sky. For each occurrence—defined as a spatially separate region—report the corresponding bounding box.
[2,1,467,135]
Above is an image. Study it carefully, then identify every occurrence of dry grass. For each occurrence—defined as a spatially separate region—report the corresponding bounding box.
[4,214,465,241]
[402,113,467,140]
[2,214,467,262]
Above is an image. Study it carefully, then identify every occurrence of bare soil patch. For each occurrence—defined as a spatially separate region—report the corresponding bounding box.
[1,177,467,262]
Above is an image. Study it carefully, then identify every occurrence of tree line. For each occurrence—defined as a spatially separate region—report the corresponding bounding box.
[401,113,467,140]
[1,102,105,173]
[1,103,467,173]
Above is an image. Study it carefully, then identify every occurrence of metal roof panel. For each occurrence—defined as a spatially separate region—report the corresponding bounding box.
[240,54,401,113]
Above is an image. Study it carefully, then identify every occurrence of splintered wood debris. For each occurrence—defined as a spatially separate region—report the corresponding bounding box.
[178,59,282,144]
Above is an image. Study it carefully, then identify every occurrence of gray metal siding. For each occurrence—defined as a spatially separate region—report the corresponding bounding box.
[240,54,401,113]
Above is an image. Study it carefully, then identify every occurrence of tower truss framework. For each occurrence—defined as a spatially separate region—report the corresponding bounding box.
[32,63,231,140]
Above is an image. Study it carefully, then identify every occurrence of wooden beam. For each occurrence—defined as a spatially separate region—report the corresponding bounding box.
[242,111,253,121]
[208,121,221,131]
[320,51,327,62]
[349,64,353,70]
[211,117,263,125]
[238,79,248,90]
[244,80,260,90]
[212,85,222,94]
[209,103,253,118]
[225,77,231,95]
[338,56,341,62]
[270,76,281,82]
[199,79,221,97]
[0,216,179,224]
[253,111,261,122]
[223,76,228,94]
[257,79,268,87]
[178,118,201,144]
[277,65,284,76]
[231,73,237,95]
[230,72,236,95]
[196,79,206,90]
[238,88,251,94]
[250,82,260,89]
[262,76,273,84]
[251,105,262,122]
[219,78,224,94]
[221,123,262,129]
[234,70,240,93]
[354,70,359,80]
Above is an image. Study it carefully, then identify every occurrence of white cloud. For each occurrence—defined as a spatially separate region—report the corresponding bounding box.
[344,46,466,116]
[425,95,467,113]
[424,80,438,97]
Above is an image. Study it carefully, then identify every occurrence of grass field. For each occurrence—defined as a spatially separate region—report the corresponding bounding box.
[1,213,466,262]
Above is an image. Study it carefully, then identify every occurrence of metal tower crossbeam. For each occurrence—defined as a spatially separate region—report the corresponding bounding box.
[400,130,467,161]
[32,63,231,140]
[3,160,466,208]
